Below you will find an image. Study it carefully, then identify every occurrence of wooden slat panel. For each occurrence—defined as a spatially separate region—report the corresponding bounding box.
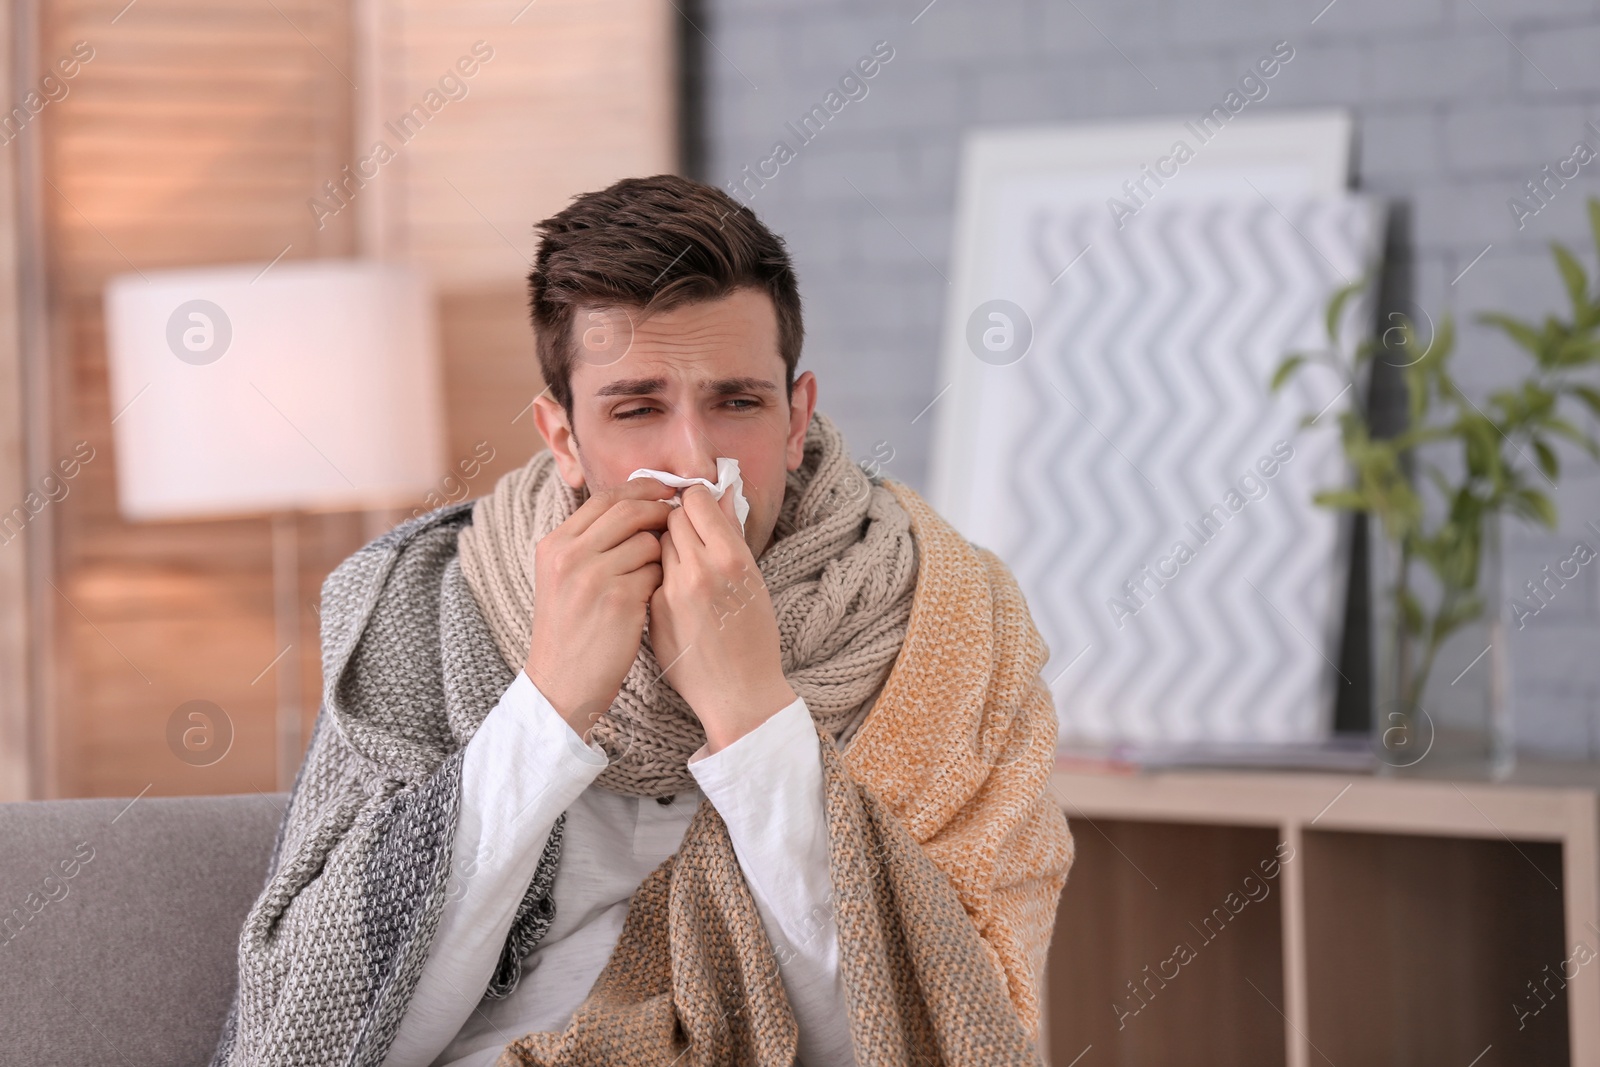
[41,0,357,799]
[379,0,676,283]
[0,0,33,801]
[369,0,679,603]
[39,0,675,799]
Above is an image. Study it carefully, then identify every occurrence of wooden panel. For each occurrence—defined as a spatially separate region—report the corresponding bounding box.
[377,0,677,284]
[1046,819,1287,1067]
[40,0,358,800]
[433,287,547,486]
[1303,829,1569,1066]
[0,0,32,801]
[1053,766,1600,840]
[36,0,676,799]
[370,0,679,478]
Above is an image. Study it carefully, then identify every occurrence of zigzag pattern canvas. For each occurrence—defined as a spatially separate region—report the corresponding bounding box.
[937,193,1384,745]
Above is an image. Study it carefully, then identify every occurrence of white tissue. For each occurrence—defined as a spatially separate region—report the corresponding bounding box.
[626,456,750,533]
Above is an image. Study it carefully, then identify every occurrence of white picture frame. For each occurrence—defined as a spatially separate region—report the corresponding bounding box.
[929,109,1386,747]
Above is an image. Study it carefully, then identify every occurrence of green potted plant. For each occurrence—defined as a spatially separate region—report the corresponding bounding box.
[1272,196,1600,776]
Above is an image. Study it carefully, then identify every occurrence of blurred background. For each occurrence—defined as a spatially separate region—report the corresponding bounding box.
[4,1,1600,1064]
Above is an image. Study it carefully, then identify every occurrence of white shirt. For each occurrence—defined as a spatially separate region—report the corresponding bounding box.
[380,668,857,1067]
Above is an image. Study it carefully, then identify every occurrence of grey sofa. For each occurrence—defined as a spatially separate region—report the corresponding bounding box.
[1,791,286,1065]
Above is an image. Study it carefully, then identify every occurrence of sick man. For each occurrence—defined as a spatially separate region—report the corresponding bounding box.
[210,173,1075,1067]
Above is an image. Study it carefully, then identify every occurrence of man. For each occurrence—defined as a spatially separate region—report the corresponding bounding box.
[210,174,1074,1067]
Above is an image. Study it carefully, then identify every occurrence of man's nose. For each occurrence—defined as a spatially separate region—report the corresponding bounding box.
[656,404,718,482]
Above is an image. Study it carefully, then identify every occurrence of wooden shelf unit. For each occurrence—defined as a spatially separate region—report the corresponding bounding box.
[1039,767,1600,1067]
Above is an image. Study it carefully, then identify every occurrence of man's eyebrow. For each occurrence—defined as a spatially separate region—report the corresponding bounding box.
[593,376,668,399]
[592,376,779,399]
[706,376,779,395]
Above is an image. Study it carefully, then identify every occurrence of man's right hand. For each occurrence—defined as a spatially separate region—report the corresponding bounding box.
[524,476,677,745]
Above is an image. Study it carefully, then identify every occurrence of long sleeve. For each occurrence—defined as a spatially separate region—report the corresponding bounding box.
[382,669,609,1067]
[687,698,857,1067]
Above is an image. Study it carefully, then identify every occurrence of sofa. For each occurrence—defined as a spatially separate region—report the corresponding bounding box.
[1,791,286,1065]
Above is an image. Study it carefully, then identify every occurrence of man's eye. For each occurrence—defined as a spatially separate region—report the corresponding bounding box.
[726,398,758,411]
[616,405,655,420]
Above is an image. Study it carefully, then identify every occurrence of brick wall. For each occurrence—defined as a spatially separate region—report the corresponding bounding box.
[694,0,1600,757]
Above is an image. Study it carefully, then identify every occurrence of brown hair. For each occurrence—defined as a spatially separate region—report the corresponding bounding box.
[527,174,804,420]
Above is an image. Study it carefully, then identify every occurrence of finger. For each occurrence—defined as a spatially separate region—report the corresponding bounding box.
[620,561,662,603]
[678,483,738,546]
[659,527,681,570]
[564,476,676,539]
[583,496,676,554]
[664,503,701,557]
[608,528,664,576]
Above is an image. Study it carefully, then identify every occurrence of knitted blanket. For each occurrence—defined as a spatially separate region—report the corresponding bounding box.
[209,475,1074,1067]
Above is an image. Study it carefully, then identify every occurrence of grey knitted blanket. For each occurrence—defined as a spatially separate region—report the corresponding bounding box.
[209,500,561,1066]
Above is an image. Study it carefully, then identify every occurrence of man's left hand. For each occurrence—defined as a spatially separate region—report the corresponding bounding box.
[649,483,797,755]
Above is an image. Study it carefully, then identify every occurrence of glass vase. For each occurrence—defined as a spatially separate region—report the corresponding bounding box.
[1370,511,1511,779]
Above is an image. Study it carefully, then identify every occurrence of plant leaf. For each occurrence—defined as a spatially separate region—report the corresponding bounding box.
[1515,487,1559,528]
[1478,312,1545,359]
[1553,242,1591,321]
[1553,335,1600,368]
[1534,437,1560,481]
[1271,354,1307,393]
[1541,415,1594,457]
[1313,488,1370,512]
[1325,277,1366,344]
[1569,384,1600,420]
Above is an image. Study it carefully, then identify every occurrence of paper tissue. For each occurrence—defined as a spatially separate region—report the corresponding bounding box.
[626,456,750,534]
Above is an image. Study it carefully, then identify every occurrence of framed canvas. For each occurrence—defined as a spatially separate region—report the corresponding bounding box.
[929,110,1386,746]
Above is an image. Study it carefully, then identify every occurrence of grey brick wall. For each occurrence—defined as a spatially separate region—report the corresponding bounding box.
[693,0,1600,758]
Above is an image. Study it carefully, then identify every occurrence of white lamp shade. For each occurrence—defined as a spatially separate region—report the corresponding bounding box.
[103,259,447,521]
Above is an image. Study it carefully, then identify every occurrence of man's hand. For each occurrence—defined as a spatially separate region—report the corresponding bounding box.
[525,477,677,743]
[649,483,798,754]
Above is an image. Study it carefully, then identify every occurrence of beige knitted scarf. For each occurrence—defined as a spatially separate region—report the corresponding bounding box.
[456,410,918,797]
[497,477,1068,1066]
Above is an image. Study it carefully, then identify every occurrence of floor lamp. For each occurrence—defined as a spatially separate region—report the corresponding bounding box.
[103,259,445,790]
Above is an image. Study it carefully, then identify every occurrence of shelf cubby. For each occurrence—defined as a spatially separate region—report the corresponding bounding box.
[1302,828,1567,1066]
[1046,819,1287,1066]
[1040,766,1600,1067]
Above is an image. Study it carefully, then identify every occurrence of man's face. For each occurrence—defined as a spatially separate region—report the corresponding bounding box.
[531,287,817,560]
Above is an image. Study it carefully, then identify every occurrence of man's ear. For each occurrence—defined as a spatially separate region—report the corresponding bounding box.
[532,393,586,489]
[785,370,818,471]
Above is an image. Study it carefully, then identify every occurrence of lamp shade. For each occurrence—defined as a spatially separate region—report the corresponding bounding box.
[103,259,446,521]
